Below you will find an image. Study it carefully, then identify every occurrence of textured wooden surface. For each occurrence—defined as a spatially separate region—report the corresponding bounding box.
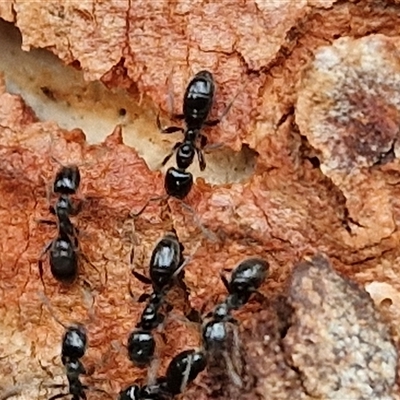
[0,1,400,399]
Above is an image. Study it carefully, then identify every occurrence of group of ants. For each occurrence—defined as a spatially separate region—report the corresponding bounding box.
[34,71,269,400]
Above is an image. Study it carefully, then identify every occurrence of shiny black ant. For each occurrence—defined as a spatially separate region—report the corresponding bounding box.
[39,294,107,400]
[127,292,165,367]
[48,325,88,400]
[157,70,217,172]
[202,258,269,387]
[48,324,107,400]
[38,165,91,285]
[157,70,235,199]
[128,233,190,367]
[119,349,206,400]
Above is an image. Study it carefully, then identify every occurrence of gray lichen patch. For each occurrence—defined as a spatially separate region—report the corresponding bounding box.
[284,254,397,400]
[296,35,400,173]
[295,35,400,248]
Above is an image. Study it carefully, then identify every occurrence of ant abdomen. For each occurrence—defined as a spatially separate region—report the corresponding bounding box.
[150,233,184,291]
[127,330,156,367]
[49,236,78,284]
[164,167,193,199]
[183,70,215,128]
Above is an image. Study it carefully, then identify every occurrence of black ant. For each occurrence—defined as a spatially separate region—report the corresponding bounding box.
[49,324,108,400]
[127,292,165,367]
[221,257,269,309]
[157,70,217,172]
[48,324,88,400]
[202,258,268,387]
[39,294,107,400]
[128,233,190,367]
[119,349,206,400]
[38,165,91,286]
[157,70,235,199]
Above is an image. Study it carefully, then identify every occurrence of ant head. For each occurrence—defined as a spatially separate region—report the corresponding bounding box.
[176,141,195,170]
[164,167,193,199]
[53,165,81,195]
[62,324,88,361]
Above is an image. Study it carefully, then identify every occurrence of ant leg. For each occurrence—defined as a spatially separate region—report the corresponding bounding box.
[38,241,53,287]
[231,324,244,384]
[200,134,208,148]
[195,148,206,171]
[252,290,267,304]
[48,393,68,400]
[70,198,84,216]
[220,273,230,293]
[205,89,241,127]
[223,351,243,388]
[147,351,161,386]
[156,114,184,134]
[37,219,57,226]
[129,195,168,218]
[179,352,193,394]
[137,292,151,303]
[199,133,224,153]
[171,255,192,280]
[178,201,219,243]
[131,270,152,285]
[161,142,182,166]
[80,252,105,287]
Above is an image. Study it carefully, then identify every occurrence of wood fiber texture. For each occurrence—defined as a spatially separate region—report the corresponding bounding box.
[1,1,400,400]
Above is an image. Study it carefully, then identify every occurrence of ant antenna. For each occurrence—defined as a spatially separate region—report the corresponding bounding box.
[49,132,107,171]
[38,290,68,329]
[38,290,95,329]
[129,195,169,218]
[177,200,219,243]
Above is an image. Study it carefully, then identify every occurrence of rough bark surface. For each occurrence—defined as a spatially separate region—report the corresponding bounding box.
[1,1,400,400]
